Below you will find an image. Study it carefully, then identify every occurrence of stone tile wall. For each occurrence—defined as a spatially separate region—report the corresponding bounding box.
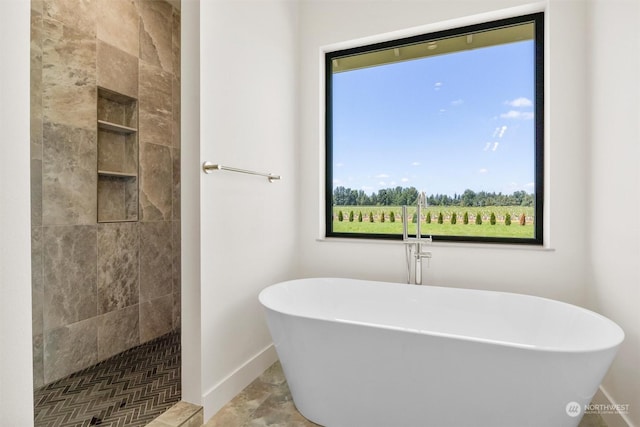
[30,0,181,388]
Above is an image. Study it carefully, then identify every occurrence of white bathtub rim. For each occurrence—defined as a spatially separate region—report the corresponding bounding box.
[259,277,625,354]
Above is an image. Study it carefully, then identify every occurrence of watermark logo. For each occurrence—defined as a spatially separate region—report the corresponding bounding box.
[566,401,582,418]
[584,403,631,416]
[565,401,631,417]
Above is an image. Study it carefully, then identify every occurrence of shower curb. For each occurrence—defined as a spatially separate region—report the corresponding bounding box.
[146,401,204,427]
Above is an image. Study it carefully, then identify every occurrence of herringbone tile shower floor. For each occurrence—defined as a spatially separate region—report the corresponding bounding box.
[34,331,180,427]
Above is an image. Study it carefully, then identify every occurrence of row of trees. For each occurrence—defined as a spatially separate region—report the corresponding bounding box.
[336,210,528,225]
[333,186,535,207]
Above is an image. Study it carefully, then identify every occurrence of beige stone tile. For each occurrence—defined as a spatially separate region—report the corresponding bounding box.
[42,225,97,330]
[140,294,173,342]
[98,176,137,222]
[172,290,181,331]
[32,288,44,340]
[42,18,96,130]
[30,11,43,228]
[172,7,180,79]
[97,304,139,360]
[172,220,181,295]
[172,76,181,149]
[42,123,97,225]
[146,420,173,427]
[155,401,203,426]
[31,227,44,295]
[96,0,139,57]
[139,0,173,72]
[97,130,137,174]
[31,9,43,159]
[248,388,301,426]
[172,220,181,330]
[139,61,172,147]
[172,148,180,220]
[205,404,254,427]
[43,0,97,37]
[97,222,139,314]
[31,158,43,227]
[183,411,204,427]
[578,413,609,427]
[97,41,139,99]
[97,91,138,128]
[206,362,320,427]
[32,0,44,14]
[125,177,139,220]
[140,142,172,221]
[33,333,44,389]
[140,221,173,301]
[259,361,287,386]
[43,317,99,384]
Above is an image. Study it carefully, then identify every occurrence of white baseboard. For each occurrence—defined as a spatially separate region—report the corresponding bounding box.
[592,386,635,427]
[201,344,278,422]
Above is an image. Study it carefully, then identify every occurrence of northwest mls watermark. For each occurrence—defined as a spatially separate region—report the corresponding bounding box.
[566,401,631,417]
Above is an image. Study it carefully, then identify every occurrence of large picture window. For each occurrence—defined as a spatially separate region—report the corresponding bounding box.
[325,13,544,244]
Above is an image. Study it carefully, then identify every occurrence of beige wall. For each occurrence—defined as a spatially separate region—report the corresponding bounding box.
[30,0,181,387]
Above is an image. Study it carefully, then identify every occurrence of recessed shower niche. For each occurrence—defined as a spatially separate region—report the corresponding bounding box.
[97,87,139,222]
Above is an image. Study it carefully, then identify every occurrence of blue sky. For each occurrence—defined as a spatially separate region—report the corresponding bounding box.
[332,40,535,197]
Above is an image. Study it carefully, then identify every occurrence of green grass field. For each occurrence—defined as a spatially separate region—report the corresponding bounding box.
[332,205,535,238]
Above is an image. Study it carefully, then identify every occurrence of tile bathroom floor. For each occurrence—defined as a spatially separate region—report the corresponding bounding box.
[33,331,180,427]
[205,361,608,427]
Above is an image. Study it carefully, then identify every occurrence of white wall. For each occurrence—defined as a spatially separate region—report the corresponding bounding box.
[0,0,34,425]
[587,1,640,426]
[198,0,299,419]
[180,0,202,406]
[298,0,590,302]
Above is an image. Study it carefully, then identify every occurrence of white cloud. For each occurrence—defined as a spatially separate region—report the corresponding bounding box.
[483,141,500,151]
[411,161,421,166]
[500,110,534,120]
[335,162,344,168]
[361,186,374,192]
[378,181,386,186]
[492,126,507,138]
[333,179,342,185]
[375,173,390,178]
[434,82,443,90]
[401,177,409,183]
[451,99,464,106]
[506,97,533,107]
[479,168,488,174]
[524,182,535,190]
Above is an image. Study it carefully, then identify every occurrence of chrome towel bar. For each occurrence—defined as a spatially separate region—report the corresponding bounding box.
[202,161,281,182]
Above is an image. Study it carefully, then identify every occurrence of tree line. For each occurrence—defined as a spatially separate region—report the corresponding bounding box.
[333,186,534,207]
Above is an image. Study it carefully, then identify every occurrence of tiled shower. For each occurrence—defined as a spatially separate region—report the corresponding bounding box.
[30,0,181,389]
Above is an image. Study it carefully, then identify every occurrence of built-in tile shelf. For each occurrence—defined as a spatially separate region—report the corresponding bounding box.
[97,119,138,134]
[98,170,138,178]
[97,87,139,223]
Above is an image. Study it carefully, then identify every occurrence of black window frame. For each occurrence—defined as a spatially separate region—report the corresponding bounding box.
[325,12,544,245]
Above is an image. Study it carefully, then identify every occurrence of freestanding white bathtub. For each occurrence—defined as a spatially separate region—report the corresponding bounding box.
[259,278,624,427]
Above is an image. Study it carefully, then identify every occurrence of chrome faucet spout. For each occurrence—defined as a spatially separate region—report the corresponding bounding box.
[402,191,432,285]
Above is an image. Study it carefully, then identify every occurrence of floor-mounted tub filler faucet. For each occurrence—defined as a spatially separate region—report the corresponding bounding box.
[402,192,432,285]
